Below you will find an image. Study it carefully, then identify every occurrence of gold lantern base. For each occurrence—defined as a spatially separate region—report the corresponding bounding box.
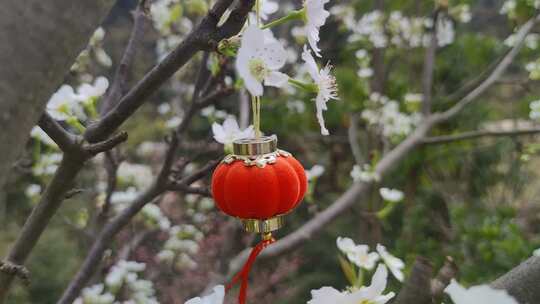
[241,215,285,234]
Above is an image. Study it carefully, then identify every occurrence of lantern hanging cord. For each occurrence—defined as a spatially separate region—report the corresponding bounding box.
[251,95,262,138]
[226,233,275,304]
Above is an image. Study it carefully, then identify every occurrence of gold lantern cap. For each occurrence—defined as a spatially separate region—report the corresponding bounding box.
[233,135,277,156]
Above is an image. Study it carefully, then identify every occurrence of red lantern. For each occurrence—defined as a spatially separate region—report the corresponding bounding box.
[211,135,307,303]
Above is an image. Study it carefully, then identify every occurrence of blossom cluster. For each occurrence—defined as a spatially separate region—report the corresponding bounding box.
[346,7,470,50]
[75,260,158,304]
[46,76,109,124]
[72,27,112,71]
[157,224,204,270]
[361,92,422,140]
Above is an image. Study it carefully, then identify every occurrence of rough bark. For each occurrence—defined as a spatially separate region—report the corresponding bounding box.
[393,257,434,304]
[0,0,116,190]
[492,256,540,304]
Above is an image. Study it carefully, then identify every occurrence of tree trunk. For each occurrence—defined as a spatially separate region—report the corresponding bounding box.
[0,0,116,190]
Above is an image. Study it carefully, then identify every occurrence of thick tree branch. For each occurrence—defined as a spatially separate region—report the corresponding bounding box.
[0,155,85,297]
[491,256,540,303]
[422,127,540,144]
[394,257,433,304]
[431,256,458,301]
[38,113,79,153]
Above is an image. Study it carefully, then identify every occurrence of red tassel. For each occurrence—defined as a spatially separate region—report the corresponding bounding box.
[226,236,276,304]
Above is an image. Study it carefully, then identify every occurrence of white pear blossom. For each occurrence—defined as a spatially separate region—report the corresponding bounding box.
[260,0,278,20]
[185,285,225,304]
[445,280,519,304]
[165,116,183,129]
[95,48,113,67]
[436,17,455,47]
[32,153,63,176]
[529,100,540,120]
[361,93,420,139]
[379,188,404,202]
[306,164,325,180]
[308,264,395,304]
[337,237,380,270]
[350,164,380,183]
[158,103,171,114]
[46,85,80,121]
[110,187,139,209]
[25,184,42,198]
[212,117,255,145]
[533,248,540,256]
[301,46,338,135]
[78,284,114,304]
[303,0,331,57]
[526,60,540,80]
[236,25,288,96]
[77,76,109,103]
[376,244,405,282]
[141,204,171,230]
[117,163,154,189]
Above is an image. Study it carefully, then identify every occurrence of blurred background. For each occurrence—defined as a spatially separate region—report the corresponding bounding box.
[2,0,540,303]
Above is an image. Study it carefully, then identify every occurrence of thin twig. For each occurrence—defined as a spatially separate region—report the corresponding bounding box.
[100,0,150,115]
[421,9,440,115]
[422,127,540,144]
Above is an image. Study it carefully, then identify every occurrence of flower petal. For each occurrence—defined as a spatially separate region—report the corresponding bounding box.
[264,71,289,88]
[301,45,320,81]
[259,41,288,70]
[315,93,330,135]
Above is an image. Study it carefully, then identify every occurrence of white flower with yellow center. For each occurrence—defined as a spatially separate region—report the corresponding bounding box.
[301,46,338,135]
[308,264,395,304]
[46,85,80,121]
[236,25,288,96]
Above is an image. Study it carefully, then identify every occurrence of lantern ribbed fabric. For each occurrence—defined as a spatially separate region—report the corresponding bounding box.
[211,155,307,220]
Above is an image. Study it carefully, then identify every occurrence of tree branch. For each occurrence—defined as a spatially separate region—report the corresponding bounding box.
[100,0,150,115]
[394,256,433,304]
[491,256,540,303]
[431,256,458,301]
[37,113,79,153]
[422,127,540,144]
[421,10,440,115]
[438,15,540,121]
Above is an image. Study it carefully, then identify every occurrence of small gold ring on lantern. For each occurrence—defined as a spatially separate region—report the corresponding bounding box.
[241,215,285,233]
[233,135,278,156]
